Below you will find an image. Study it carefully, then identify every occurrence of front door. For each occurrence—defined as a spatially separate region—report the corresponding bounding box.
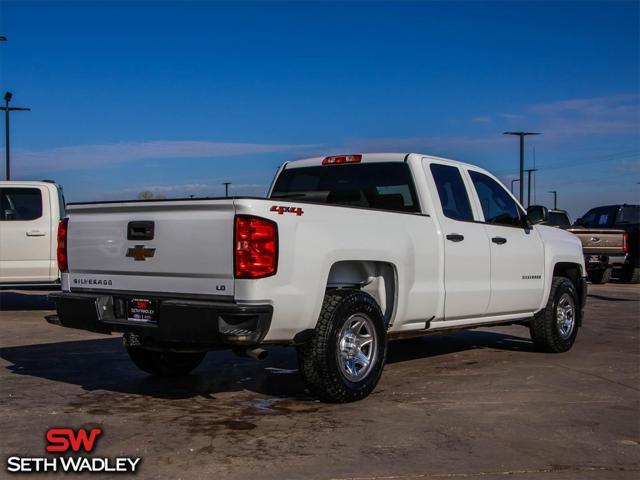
[0,186,52,283]
[466,169,545,315]
[426,162,491,320]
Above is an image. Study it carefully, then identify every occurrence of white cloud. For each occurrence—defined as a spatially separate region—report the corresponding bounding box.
[502,93,640,136]
[8,140,322,174]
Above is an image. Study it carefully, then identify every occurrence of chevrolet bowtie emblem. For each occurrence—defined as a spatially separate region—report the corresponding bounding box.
[126,245,156,261]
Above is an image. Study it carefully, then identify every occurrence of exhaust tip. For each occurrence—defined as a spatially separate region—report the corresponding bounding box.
[233,347,268,361]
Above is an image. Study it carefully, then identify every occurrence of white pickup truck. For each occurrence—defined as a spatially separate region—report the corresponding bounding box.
[1,180,66,286]
[47,153,587,402]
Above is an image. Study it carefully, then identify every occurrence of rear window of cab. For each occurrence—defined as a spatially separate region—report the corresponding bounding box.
[270,162,420,213]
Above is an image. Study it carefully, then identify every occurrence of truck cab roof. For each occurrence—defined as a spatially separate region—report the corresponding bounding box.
[284,153,477,170]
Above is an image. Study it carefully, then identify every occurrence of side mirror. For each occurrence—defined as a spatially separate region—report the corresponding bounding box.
[527,205,548,225]
[574,217,585,226]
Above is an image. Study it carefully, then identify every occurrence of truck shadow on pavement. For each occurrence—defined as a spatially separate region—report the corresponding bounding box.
[0,291,55,311]
[0,328,535,401]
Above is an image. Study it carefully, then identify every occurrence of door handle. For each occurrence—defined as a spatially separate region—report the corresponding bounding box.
[26,230,46,237]
[446,233,465,242]
[492,236,507,245]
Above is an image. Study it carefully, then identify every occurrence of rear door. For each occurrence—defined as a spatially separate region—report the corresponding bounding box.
[65,200,236,297]
[465,169,544,315]
[425,161,491,320]
[0,186,52,283]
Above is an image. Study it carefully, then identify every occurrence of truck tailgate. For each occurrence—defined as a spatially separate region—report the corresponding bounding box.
[65,199,235,297]
[567,228,625,255]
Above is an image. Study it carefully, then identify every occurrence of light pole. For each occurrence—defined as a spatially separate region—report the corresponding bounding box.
[510,178,520,194]
[548,190,557,210]
[222,182,231,198]
[503,131,541,204]
[0,92,31,180]
[524,168,538,207]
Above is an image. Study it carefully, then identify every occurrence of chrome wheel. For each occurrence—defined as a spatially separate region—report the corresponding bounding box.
[556,293,575,339]
[337,313,378,382]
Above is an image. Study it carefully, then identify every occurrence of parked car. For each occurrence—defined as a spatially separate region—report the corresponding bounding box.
[574,204,639,284]
[0,180,65,287]
[46,153,587,402]
[544,208,572,228]
[527,206,627,284]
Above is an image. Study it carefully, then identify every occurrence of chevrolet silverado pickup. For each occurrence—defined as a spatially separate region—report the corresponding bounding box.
[46,153,587,402]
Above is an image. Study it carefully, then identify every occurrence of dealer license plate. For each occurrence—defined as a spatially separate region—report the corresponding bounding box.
[127,298,158,323]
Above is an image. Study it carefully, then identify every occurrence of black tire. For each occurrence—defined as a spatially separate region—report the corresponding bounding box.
[126,346,206,377]
[530,277,579,353]
[588,268,612,284]
[297,289,387,403]
[620,266,640,284]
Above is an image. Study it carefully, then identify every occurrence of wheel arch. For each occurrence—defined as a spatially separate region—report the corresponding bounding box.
[325,260,398,327]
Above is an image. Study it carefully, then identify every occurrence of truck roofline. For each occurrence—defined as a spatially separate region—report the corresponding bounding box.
[284,152,479,170]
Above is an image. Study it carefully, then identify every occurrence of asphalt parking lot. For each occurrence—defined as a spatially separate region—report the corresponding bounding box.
[1,283,638,480]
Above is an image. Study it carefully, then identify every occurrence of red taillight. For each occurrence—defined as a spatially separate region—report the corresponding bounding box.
[322,154,362,165]
[623,232,629,254]
[234,215,278,279]
[57,218,69,272]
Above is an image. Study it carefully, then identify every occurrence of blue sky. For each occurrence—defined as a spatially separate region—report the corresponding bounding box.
[1,0,638,218]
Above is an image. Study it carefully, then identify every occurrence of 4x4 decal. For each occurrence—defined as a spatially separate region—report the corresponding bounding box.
[270,205,304,216]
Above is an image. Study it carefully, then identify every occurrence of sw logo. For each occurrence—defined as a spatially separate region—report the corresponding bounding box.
[270,205,304,216]
[46,427,102,453]
[6,427,141,474]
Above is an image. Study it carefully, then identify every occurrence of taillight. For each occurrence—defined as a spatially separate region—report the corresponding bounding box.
[623,232,629,254]
[57,218,69,272]
[322,154,362,165]
[234,215,278,279]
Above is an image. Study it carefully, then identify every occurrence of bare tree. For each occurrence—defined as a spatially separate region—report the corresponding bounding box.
[137,190,165,200]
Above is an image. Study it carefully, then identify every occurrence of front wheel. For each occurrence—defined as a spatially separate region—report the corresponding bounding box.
[529,277,579,353]
[126,346,206,377]
[297,289,387,403]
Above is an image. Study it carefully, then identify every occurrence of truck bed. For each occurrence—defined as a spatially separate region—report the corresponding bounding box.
[566,227,625,255]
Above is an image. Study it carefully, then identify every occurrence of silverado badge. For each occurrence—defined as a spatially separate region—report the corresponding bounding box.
[126,245,156,261]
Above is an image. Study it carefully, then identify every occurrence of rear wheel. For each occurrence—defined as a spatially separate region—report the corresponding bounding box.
[588,268,611,284]
[126,346,206,377]
[620,266,640,284]
[530,277,579,353]
[297,289,387,403]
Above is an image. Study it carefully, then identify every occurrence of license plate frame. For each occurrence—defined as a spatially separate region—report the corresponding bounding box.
[127,298,158,324]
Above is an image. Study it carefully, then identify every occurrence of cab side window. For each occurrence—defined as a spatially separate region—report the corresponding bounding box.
[0,188,43,221]
[469,171,523,227]
[430,164,474,221]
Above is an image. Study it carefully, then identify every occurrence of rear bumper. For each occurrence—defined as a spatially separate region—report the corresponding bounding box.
[584,253,627,270]
[46,291,272,348]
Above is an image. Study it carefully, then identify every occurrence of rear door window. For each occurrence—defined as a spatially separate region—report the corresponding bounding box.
[271,162,420,213]
[429,164,474,221]
[0,188,43,221]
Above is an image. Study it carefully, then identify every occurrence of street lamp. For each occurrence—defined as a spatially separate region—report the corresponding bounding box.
[0,92,32,180]
[510,178,520,194]
[524,168,538,207]
[222,182,231,198]
[548,190,557,210]
[503,131,541,204]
